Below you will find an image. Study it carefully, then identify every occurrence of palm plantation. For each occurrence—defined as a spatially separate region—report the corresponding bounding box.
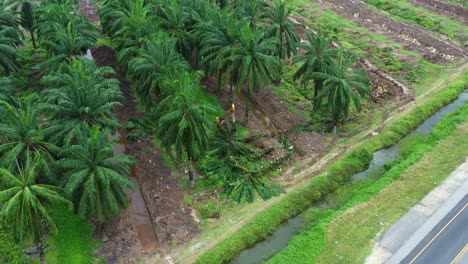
[0,0,380,261]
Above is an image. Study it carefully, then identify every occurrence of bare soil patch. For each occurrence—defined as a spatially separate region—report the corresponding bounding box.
[311,0,467,63]
[97,210,142,264]
[89,46,143,123]
[78,0,99,23]
[126,137,199,248]
[412,0,468,25]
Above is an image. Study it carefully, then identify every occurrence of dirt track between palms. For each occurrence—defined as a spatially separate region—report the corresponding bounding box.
[412,0,468,25]
[311,0,467,63]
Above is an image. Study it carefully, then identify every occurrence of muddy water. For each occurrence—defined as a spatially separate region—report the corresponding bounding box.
[352,90,468,181]
[233,91,468,263]
[109,132,159,250]
[233,217,304,264]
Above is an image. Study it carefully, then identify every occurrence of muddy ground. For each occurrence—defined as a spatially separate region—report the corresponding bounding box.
[310,0,467,63]
[412,0,468,25]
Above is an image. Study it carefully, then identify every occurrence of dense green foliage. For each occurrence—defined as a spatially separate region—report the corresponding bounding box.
[0,96,59,173]
[40,58,122,145]
[59,126,135,223]
[0,156,71,263]
[0,0,135,262]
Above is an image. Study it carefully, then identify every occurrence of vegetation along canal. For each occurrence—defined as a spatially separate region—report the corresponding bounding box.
[233,90,468,264]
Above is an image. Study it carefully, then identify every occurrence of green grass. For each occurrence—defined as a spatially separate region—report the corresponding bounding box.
[46,206,99,264]
[267,101,468,264]
[0,224,30,263]
[365,0,468,45]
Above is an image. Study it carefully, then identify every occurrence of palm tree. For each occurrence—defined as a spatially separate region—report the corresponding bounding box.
[155,73,218,187]
[0,95,59,177]
[293,29,340,108]
[263,0,301,60]
[231,0,268,28]
[222,23,282,122]
[0,155,71,264]
[127,32,189,110]
[314,52,371,133]
[0,5,22,75]
[40,58,122,145]
[157,1,194,59]
[195,9,238,94]
[39,20,97,71]
[6,0,36,48]
[99,0,155,51]
[58,126,135,224]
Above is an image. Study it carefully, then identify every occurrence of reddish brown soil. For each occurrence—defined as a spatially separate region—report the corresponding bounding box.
[412,0,468,25]
[97,210,142,264]
[91,46,199,262]
[78,0,99,23]
[311,0,467,63]
[126,137,199,246]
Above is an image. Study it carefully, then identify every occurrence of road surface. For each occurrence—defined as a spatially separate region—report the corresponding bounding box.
[401,195,468,264]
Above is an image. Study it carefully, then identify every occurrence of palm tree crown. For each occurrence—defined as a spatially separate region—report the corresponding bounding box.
[315,52,371,130]
[127,32,190,110]
[58,126,135,223]
[40,58,122,145]
[263,0,301,59]
[293,29,340,107]
[0,95,59,173]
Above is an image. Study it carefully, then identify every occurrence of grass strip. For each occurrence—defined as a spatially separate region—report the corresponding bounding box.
[267,102,468,263]
[45,206,99,264]
[0,224,29,263]
[194,72,467,263]
[364,0,467,45]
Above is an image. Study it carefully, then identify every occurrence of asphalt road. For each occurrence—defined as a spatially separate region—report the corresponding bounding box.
[401,195,468,264]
